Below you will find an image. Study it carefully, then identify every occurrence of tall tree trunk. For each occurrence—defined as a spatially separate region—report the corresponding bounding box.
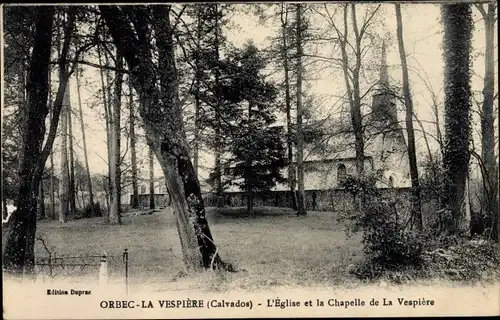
[67,91,76,216]
[214,4,223,208]
[440,3,473,235]
[350,4,366,176]
[395,4,423,231]
[338,5,358,175]
[280,4,297,211]
[97,43,112,222]
[102,5,231,271]
[129,77,139,209]
[476,3,498,242]
[76,68,95,216]
[193,9,202,177]
[49,68,56,220]
[295,4,307,216]
[3,6,55,274]
[109,52,123,224]
[247,102,255,218]
[59,77,70,223]
[56,0,69,225]
[149,144,155,210]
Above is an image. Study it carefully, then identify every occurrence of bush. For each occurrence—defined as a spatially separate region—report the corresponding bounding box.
[77,202,102,218]
[359,197,424,264]
[340,175,425,280]
[470,210,493,238]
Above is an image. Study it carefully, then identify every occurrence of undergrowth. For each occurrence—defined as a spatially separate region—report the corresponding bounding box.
[339,174,500,284]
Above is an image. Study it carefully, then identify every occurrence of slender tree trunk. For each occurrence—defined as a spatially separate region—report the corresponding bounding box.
[431,97,445,159]
[56,2,70,225]
[295,4,307,216]
[193,9,202,177]
[59,78,70,223]
[339,5,358,174]
[477,3,498,241]
[97,44,112,222]
[247,102,255,218]
[395,4,423,231]
[440,3,473,235]
[75,179,83,210]
[281,4,297,210]
[102,6,231,271]
[67,92,76,216]
[76,68,95,215]
[350,4,366,176]
[149,144,155,210]
[103,175,110,213]
[3,6,55,274]
[109,52,123,224]
[49,69,56,220]
[414,113,434,164]
[129,78,139,209]
[214,4,223,208]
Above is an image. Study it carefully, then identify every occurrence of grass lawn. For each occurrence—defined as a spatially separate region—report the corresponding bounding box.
[3,206,365,292]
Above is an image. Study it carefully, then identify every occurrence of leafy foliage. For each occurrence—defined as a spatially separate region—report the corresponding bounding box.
[421,238,500,282]
[420,156,445,202]
[339,175,425,280]
[222,43,287,198]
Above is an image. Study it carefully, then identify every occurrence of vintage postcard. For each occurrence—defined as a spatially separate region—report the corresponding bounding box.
[2,1,499,319]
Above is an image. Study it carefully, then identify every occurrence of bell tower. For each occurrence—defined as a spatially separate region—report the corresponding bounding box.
[371,41,398,128]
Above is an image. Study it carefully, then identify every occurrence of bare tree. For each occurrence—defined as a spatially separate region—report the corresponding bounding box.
[108,51,124,224]
[280,4,298,211]
[475,3,498,241]
[48,71,56,220]
[129,77,139,209]
[295,4,307,216]
[395,4,423,231]
[76,67,95,215]
[97,42,112,221]
[67,86,76,214]
[317,4,381,175]
[59,71,71,223]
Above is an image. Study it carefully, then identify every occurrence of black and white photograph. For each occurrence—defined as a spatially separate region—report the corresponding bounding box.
[2,1,499,318]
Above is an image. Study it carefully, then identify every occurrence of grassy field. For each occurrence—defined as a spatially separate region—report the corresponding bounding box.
[3,207,366,292]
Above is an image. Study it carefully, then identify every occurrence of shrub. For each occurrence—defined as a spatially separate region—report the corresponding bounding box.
[77,202,102,218]
[340,174,425,280]
[470,210,493,238]
[359,196,424,265]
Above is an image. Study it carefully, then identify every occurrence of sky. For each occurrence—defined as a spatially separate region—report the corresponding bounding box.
[29,3,497,182]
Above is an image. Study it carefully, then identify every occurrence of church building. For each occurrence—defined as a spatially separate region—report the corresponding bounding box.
[294,42,411,191]
[216,43,412,210]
